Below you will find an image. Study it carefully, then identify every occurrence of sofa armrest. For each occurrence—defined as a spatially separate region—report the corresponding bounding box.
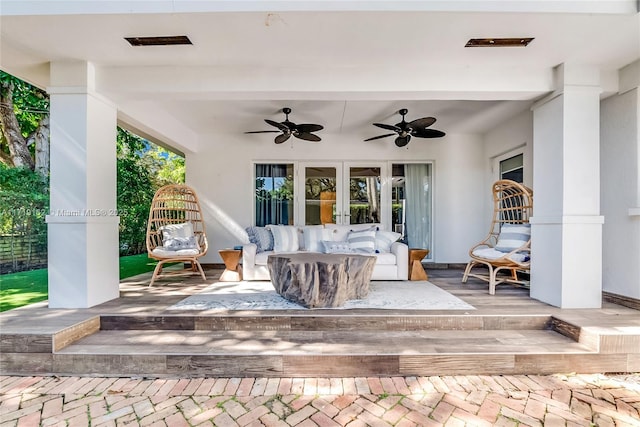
[391,241,409,280]
[242,243,257,269]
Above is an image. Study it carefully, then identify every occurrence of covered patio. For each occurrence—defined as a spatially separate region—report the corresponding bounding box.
[1,266,639,377]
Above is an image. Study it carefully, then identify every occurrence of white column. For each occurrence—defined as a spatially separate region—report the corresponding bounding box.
[46,62,120,308]
[530,64,604,308]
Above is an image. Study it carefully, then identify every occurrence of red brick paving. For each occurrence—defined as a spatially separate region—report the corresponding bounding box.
[0,374,638,426]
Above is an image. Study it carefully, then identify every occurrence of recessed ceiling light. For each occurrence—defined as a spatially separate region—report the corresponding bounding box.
[465,38,534,47]
[125,35,192,47]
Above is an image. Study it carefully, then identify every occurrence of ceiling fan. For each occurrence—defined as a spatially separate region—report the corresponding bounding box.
[364,108,446,147]
[244,107,324,144]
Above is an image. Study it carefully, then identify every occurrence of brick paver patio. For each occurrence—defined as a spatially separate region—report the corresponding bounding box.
[1,374,638,426]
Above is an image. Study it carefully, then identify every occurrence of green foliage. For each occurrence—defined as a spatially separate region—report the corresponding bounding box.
[116,128,185,255]
[0,71,49,155]
[0,163,48,253]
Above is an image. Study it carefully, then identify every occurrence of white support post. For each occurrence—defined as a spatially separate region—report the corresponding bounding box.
[530,64,604,308]
[46,62,120,308]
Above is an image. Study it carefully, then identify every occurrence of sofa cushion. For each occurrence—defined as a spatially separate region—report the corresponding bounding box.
[267,225,300,252]
[373,251,397,265]
[255,250,272,265]
[495,223,531,253]
[375,230,402,253]
[245,226,274,253]
[347,229,376,253]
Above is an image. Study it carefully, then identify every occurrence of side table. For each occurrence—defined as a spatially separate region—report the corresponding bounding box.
[408,248,430,281]
[219,249,243,281]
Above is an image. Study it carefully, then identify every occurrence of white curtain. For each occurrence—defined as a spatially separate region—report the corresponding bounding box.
[404,164,431,250]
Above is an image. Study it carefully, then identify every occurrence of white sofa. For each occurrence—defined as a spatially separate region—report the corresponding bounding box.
[242,223,409,281]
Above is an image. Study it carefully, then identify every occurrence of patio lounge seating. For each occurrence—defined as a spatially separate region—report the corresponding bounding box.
[146,184,208,286]
[462,179,533,294]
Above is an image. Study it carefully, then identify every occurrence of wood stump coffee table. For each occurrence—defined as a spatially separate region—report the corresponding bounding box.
[267,253,376,308]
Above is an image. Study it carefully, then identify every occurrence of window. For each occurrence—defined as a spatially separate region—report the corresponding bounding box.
[254,163,294,226]
[500,154,523,183]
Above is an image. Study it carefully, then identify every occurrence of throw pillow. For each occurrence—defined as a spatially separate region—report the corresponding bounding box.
[374,230,402,252]
[268,225,300,252]
[161,222,194,240]
[347,228,376,253]
[163,236,199,251]
[321,240,353,254]
[245,226,274,253]
[495,223,531,253]
[301,225,331,252]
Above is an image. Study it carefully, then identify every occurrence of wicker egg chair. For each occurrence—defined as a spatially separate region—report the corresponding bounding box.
[146,184,208,286]
[462,179,533,295]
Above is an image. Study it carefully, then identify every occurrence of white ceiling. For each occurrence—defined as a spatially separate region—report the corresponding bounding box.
[1,2,638,147]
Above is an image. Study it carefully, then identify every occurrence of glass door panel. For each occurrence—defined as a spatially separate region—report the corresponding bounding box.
[346,166,381,225]
[301,164,340,225]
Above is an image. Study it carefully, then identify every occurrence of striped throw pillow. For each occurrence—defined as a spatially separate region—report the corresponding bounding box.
[375,230,402,253]
[268,225,300,252]
[347,229,377,253]
[495,224,531,253]
[301,225,331,252]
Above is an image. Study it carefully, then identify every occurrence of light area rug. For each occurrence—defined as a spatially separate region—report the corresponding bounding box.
[167,280,475,311]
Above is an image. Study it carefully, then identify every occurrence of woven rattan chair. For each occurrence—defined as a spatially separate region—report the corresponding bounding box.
[462,179,533,295]
[146,184,208,286]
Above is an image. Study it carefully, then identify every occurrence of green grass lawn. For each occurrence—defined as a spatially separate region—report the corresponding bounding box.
[0,253,160,312]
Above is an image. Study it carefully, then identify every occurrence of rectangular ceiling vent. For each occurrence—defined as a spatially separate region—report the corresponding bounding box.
[125,35,192,47]
[465,38,534,47]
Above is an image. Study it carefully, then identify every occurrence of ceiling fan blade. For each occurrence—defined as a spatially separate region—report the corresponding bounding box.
[408,117,436,129]
[265,119,289,131]
[412,128,446,138]
[274,133,291,144]
[395,135,411,147]
[295,132,321,142]
[373,123,401,132]
[296,123,324,133]
[244,130,281,134]
[364,133,396,141]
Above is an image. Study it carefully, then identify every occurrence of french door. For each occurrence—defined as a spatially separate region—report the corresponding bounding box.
[298,162,386,226]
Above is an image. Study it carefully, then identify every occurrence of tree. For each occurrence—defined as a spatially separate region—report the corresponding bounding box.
[116,128,185,255]
[0,71,50,176]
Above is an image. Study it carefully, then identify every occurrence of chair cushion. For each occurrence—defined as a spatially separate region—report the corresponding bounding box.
[347,229,377,253]
[268,225,300,252]
[473,247,529,263]
[495,223,531,253]
[246,226,274,253]
[152,247,200,257]
[375,230,402,253]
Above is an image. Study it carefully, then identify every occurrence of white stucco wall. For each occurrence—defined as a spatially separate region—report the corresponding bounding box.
[601,88,640,299]
[481,110,534,231]
[187,132,485,265]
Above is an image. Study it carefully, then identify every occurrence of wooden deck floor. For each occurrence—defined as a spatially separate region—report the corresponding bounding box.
[1,266,639,377]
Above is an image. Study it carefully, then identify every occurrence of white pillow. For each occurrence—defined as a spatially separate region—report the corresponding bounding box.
[163,236,199,251]
[322,240,353,254]
[347,229,376,253]
[495,223,531,253]
[268,225,300,252]
[375,230,402,252]
[161,222,194,240]
[301,225,331,252]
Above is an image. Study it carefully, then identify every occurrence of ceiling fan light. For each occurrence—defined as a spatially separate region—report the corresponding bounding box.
[465,37,534,47]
